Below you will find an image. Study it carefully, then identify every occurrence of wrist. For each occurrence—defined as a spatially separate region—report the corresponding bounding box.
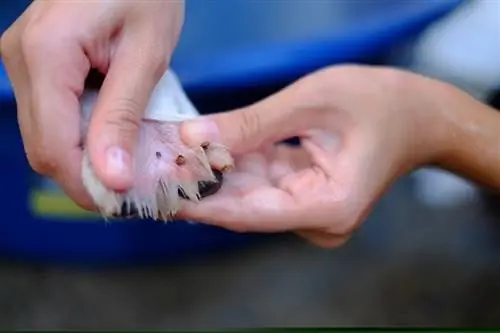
[383,69,453,172]
[419,77,500,189]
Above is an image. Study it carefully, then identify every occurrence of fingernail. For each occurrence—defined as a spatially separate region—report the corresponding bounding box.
[182,118,220,145]
[106,146,131,179]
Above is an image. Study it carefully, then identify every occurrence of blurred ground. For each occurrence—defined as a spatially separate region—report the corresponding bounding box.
[1,175,500,329]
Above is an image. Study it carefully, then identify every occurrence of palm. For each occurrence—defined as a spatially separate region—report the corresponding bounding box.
[182,134,353,232]
[178,66,416,242]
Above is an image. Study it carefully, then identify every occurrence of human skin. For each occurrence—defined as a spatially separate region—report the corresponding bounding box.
[178,65,500,247]
[0,0,184,210]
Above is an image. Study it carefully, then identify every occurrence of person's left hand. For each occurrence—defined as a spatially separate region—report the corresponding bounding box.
[177,65,455,247]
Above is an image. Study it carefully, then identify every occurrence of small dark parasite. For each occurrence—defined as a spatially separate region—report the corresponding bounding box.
[175,154,186,165]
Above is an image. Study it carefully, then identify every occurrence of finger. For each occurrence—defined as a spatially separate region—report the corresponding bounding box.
[178,188,296,233]
[23,36,93,209]
[86,34,168,192]
[180,77,326,154]
[1,14,37,139]
[51,148,95,211]
[1,29,35,156]
[29,84,94,210]
[178,182,328,233]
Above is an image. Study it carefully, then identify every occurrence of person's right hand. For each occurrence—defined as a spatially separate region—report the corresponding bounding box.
[178,65,466,247]
[0,0,184,209]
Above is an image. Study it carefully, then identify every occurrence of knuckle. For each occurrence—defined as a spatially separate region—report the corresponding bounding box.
[1,2,48,59]
[238,109,262,143]
[0,29,12,57]
[20,13,60,58]
[20,26,46,56]
[105,98,142,137]
[26,147,58,176]
[0,17,23,58]
[1,29,22,63]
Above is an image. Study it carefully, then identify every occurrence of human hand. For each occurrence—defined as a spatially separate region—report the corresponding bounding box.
[0,0,184,209]
[178,65,452,247]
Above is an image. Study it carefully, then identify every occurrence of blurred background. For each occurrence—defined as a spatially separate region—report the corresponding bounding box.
[1,0,500,329]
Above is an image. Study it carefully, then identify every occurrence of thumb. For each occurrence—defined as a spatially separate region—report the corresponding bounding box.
[87,41,168,191]
[181,89,307,154]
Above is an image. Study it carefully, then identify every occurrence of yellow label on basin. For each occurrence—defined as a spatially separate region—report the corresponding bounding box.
[29,175,101,220]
